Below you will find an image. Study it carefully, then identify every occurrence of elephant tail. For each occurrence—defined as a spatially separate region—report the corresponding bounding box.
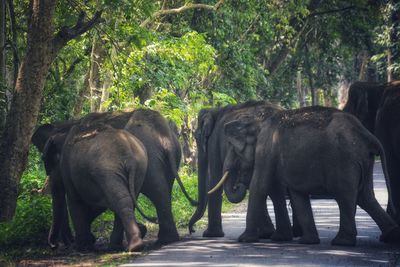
[175,173,198,207]
[366,130,396,216]
[128,165,159,224]
[167,149,198,207]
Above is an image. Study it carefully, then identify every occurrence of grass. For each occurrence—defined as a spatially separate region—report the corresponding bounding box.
[0,161,235,266]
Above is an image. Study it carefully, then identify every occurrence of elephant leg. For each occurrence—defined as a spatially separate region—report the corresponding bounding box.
[257,202,275,239]
[287,191,302,238]
[357,184,400,243]
[67,197,95,251]
[109,214,124,251]
[238,174,268,243]
[143,177,179,245]
[386,154,400,222]
[204,186,224,237]
[269,185,293,242]
[48,173,73,249]
[119,210,143,252]
[109,214,147,252]
[60,202,74,246]
[203,164,224,238]
[332,195,357,246]
[289,190,319,244]
[99,178,143,252]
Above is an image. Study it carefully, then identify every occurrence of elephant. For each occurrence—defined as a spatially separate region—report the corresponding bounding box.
[343,81,400,221]
[189,100,282,238]
[342,81,386,133]
[32,109,196,249]
[229,106,400,246]
[43,123,148,251]
[375,81,400,221]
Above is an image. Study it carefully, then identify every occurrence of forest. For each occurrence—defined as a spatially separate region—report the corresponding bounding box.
[0,0,399,265]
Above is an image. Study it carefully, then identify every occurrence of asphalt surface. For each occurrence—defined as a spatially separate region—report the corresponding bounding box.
[122,162,400,267]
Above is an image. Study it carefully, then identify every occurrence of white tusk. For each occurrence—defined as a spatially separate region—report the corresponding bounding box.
[208,171,229,195]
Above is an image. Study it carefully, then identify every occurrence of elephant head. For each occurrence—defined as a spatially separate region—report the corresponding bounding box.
[208,116,259,203]
[42,133,68,175]
[342,82,385,133]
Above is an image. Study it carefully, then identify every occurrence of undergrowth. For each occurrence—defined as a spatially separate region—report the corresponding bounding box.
[0,148,234,266]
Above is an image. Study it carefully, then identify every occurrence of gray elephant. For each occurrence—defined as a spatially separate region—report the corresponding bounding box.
[375,81,400,221]
[43,123,148,251]
[231,106,400,246]
[189,101,283,239]
[32,109,196,249]
[343,81,400,221]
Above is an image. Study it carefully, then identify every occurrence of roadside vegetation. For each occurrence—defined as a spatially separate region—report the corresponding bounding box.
[0,0,399,266]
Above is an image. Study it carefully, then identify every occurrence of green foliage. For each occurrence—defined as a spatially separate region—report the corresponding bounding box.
[3,2,400,263]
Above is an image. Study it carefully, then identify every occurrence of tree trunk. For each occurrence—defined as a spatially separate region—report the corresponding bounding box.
[0,0,57,221]
[358,50,369,81]
[99,70,112,112]
[7,0,18,88]
[0,0,6,131]
[388,49,393,82]
[388,1,399,81]
[88,35,105,112]
[72,68,90,118]
[296,70,306,107]
[323,88,334,107]
[0,1,101,221]
[304,45,316,105]
[338,79,350,110]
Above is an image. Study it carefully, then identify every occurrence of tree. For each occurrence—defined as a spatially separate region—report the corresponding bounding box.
[0,0,101,221]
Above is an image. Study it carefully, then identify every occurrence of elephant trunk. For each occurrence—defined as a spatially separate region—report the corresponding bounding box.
[188,143,208,233]
[222,148,247,203]
[223,171,247,204]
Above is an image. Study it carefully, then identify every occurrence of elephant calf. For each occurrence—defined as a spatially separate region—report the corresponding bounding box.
[228,106,400,246]
[43,123,148,251]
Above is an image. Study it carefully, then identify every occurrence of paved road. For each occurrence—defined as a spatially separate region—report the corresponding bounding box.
[122,162,400,267]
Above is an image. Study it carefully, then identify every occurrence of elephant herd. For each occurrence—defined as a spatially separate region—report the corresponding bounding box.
[32,81,400,252]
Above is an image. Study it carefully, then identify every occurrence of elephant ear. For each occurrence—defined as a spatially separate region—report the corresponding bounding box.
[32,124,56,152]
[356,90,369,117]
[224,118,257,154]
[42,134,65,175]
[197,109,216,151]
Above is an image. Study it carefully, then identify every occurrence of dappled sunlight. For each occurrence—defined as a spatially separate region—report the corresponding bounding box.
[125,162,400,266]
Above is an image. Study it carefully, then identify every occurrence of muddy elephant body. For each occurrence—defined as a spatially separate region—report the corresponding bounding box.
[32,109,192,249]
[235,107,400,246]
[44,124,148,251]
[343,81,400,220]
[189,101,281,237]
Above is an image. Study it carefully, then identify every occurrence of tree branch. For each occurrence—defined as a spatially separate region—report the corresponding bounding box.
[309,5,358,17]
[53,11,102,52]
[141,0,224,28]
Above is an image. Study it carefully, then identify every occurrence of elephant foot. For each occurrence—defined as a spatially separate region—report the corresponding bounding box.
[292,225,303,238]
[203,227,225,238]
[127,238,145,252]
[380,226,400,243]
[157,232,180,245]
[238,230,259,243]
[299,235,320,244]
[331,234,356,246]
[258,228,274,239]
[271,230,293,242]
